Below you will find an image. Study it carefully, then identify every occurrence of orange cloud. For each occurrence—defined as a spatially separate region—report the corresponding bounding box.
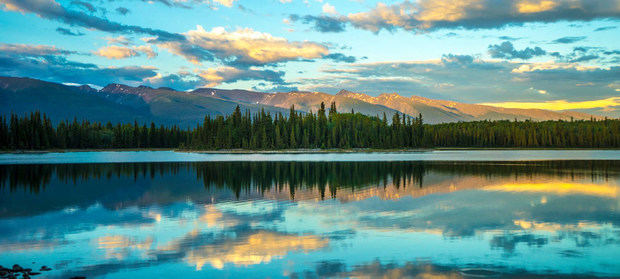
[94,45,156,59]
[517,0,558,13]
[340,0,620,33]
[94,45,137,59]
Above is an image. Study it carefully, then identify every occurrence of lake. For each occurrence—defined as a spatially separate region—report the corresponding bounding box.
[1,149,620,164]
[0,152,619,278]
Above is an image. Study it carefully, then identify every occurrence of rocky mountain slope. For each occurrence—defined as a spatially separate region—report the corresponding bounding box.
[0,76,597,126]
[336,90,592,122]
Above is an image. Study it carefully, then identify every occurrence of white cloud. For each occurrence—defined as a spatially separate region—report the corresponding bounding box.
[134,45,157,58]
[511,62,601,73]
[196,66,285,86]
[324,0,620,33]
[322,3,336,14]
[303,57,620,109]
[104,36,131,46]
[212,0,236,7]
[154,25,329,65]
[0,43,75,56]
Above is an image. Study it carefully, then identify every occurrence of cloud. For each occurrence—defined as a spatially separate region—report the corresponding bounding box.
[94,45,137,59]
[324,53,357,63]
[488,41,546,60]
[70,0,95,13]
[212,0,236,7]
[236,4,254,14]
[143,72,205,90]
[0,43,77,56]
[142,0,189,8]
[149,25,329,66]
[55,27,84,36]
[115,7,130,15]
[197,66,286,87]
[479,97,620,111]
[104,36,131,46]
[322,3,336,15]
[552,36,587,44]
[511,61,600,73]
[594,26,617,31]
[441,54,475,65]
[144,65,291,90]
[134,45,157,58]
[0,0,183,41]
[1,1,339,72]
[140,0,237,9]
[289,14,347,33]
[147,38,215,64]
[305,56,620,112]
[295,0,620,33]
[570,54,599,62]
[252,83,299,93]
[551,46,619,64]
[0,43,158,86]
[94,45,157,59]
[498,36,522,41]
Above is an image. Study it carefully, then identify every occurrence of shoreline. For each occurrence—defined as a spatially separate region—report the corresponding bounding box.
[1,147,620,155]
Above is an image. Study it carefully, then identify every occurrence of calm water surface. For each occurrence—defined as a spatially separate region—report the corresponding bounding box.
[1,149,619,164]
[0,158,619,278]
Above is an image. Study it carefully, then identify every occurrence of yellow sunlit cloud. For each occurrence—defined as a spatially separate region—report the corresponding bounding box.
[94,45,137,59]
[418,0,482,22]
[517,0,558,13]
[94,45,156,59]
[479,97,620,111]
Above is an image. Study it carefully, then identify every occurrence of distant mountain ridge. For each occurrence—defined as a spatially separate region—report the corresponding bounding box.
[336,89,593,122]
[0,76,596,126]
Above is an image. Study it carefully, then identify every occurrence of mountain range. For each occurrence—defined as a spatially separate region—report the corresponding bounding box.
[0,76,594,126]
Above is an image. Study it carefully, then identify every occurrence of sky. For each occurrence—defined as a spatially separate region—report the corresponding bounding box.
[0,0,619,115]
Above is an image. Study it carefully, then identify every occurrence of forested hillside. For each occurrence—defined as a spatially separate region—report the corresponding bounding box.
[1,103,618,150]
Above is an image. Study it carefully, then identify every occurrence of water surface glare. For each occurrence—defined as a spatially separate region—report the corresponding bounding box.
[0,160,619,278]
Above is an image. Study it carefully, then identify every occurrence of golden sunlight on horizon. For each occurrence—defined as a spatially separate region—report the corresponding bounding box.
[478,97,620,111]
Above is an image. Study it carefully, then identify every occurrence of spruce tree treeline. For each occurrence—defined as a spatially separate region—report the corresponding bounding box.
[1,103,618,150]
[0,112,185,149]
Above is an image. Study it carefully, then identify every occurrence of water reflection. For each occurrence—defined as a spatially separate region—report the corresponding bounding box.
[0,161,618,278]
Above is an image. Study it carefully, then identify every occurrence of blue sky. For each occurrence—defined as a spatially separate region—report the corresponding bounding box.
[0,0,619,114]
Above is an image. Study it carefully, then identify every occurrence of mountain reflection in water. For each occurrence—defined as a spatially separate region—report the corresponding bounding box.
[0,161,618,278]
